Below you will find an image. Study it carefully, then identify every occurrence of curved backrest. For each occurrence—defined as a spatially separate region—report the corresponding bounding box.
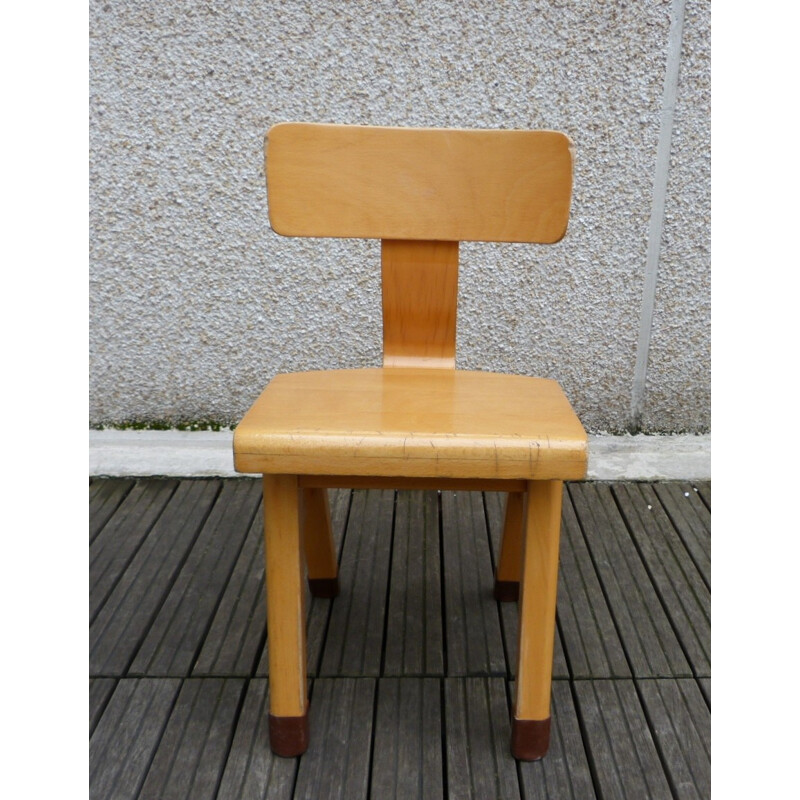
[266,123,574,244]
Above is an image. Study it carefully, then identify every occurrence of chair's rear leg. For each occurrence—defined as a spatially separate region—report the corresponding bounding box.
[494,491,524,601]
[301,487,340,597]
[512,480,563,761]
[263,474,309,757]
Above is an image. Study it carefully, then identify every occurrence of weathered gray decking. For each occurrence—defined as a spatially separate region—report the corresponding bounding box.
[90,479,710,800]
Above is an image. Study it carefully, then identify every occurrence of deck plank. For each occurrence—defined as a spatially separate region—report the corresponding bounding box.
[674,483,710,532]
[497,591,570,680]
[305,489,352,675]
[88,479,711,800]
[484,491,569,680]
[318,490,395,676]
[518,680,597,800]
[383,491,444,676]
[89,480,178,622]
[293,678,376,800]
[138,678,245,800]
[89,478,135,543]
[130,480,261,676]
[569,483,691,677]
[216,679,297,800]
[370,678,444,799]
[90,678,181,800]
[698,677,711,708]
[574,679,673,800]
[638,679,711,800]
[89,678,117,737]
[252,488,351,677]
[651,482,711,586]
[90,480,221,675]
[192,500,267,677]
[556,490,631,678]
[444,677,520,799]
[613,483,710,677]
[441,492,506,676]
[482,490,508,565]
[694,481,711,510]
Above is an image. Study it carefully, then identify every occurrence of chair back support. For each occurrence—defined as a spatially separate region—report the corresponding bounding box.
[381,239,459,368]
[266,123,573,243]
[265,123,574,369]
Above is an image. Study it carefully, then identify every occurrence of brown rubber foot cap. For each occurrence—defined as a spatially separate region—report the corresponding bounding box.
[494,579,520,602]
[269,711,309,757]
[511,716,551,761]
[308,577,340,598]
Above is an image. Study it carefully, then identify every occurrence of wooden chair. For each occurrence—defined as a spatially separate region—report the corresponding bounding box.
[233,123,587,760]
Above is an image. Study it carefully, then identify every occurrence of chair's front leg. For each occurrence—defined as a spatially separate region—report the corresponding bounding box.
[301,487,340,597]
[263,474,309,757]
[512,479,563,760]
[494,491,524,601]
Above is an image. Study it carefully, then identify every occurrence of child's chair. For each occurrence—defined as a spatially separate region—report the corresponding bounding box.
[233,123,587,760]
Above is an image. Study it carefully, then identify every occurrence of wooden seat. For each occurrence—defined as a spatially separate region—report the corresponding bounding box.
[236,368,586,480]
[233,122,587,760]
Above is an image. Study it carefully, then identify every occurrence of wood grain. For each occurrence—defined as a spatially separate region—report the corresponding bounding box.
[301,486,338,584]
[91,480,220,676]
[445,678,521,798]
[568,483,691,677]
[236,120,589,763]
[383,491,444,676]
[574,680,673,799]
[89,479,712,797]
[515,480,563,720]
[371,678,444,799]
[130,480,260,677]
[293,678,376,799]
[441,491,505,676]
[381,239,459,369]
[263,474,307,718]
[234,368,587,480]
[216,679,297,799]
[299,475,526,491]
[266,123,573,243]
[138,678,245,800]
[496,491,524,586]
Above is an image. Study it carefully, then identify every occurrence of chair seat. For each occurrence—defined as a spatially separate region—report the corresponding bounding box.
[234,368,587,480]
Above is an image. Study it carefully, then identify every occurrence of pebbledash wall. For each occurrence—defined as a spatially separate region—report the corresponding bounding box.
[89,0,710,435]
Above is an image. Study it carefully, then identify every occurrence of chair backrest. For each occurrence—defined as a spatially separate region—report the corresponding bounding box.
[264,123,574,369]
[266,123,573,243]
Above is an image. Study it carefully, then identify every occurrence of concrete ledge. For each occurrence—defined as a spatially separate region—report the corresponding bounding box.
[586,433,710,481]
[90,430,710,481]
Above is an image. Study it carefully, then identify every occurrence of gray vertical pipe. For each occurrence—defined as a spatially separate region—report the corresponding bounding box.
[630,0,686,433]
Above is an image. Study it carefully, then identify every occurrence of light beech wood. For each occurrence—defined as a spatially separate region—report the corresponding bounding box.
[234,369,587,480]
[514,480,563,721]
[496,491,524,585]
[237,123,586,759]
[301,487,338,584]
[382,239,459,369]
[266,123,573,243]
[299,476,527,492]
[263,475,307,719]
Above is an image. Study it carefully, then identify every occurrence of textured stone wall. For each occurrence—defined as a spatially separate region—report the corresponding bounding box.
[90,0,710,433]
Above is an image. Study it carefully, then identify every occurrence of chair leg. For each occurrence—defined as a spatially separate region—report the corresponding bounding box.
[263,474,309,757]
[512,479,563,761]
[301,487,340,598]
[494,491,524,601]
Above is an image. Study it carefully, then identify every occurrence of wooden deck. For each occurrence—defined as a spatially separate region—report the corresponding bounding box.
[90,478,710,800]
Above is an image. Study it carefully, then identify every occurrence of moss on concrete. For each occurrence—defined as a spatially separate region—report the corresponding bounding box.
[91,420,235,432]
